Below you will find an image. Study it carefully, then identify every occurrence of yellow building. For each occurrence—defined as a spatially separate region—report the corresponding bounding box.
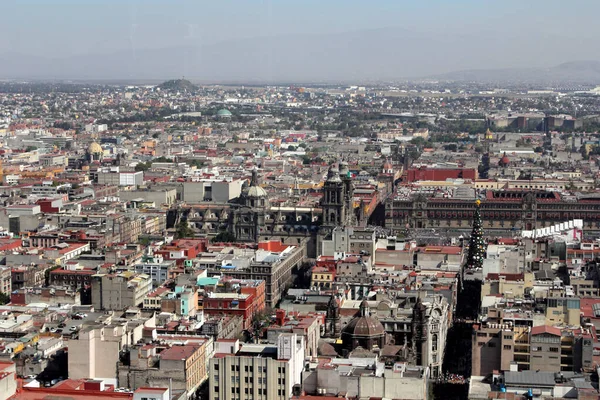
[311,266,334,289]
[545,297,580,326]
[481,273,534,300]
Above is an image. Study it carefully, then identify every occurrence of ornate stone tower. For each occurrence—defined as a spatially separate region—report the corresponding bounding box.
[411,296,427,367]
[325,295,341,337]
[233,169,269,242]
[321,163,346,228]
[339,161,355,225]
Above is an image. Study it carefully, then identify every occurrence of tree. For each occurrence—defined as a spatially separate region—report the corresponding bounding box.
[212,231,236,243]
[135,162,151,172]
[0,292,9,305]
[410,137,425,146]
[175,221,195,239]
[465,200,487,270]
[187,159,205,168]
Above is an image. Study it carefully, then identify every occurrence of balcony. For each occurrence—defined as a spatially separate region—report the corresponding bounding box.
[514,355,530,363]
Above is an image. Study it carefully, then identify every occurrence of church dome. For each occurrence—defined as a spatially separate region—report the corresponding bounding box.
[342,314,386,337]
[342,300,385,338]
[241,168,268,205]
[499,152,510,167]
[88,142,103,154]
[245,185,267,198]
[216,109,232,117]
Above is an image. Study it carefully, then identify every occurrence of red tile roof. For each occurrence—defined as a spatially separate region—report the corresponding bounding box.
[530,325,561,336]
[159,345,200,360]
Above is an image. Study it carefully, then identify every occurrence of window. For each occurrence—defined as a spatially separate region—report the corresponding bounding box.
[488,342,496,348]
[549,347,559,352]
[503,345,511,350]
[503,335,512,340]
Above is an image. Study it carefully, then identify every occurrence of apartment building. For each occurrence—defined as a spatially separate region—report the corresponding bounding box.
[118,337,212,398]
[0,267,11,296]
[545,297,581,326]
[472,322,594,375]
[159,344,207,395]
[69,322,144,385]
[91,272,152,310]
[209,334,304,400]
[206,242,305,307]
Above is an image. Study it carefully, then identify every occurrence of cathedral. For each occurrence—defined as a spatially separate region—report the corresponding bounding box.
[170,161,359,257]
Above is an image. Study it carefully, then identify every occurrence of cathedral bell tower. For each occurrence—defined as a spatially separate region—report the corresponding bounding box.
[325,295,341,337]
[234,168,269,242]
[321,163,346,228]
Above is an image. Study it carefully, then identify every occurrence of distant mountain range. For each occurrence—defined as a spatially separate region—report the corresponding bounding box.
[0,27,598,84]
[428,61,600,84]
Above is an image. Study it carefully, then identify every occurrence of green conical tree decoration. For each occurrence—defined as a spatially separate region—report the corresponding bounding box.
[465,200,486,269]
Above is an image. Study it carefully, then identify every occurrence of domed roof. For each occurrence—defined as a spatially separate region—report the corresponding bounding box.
[342,299,385,338]
[499,152,510,166]
[342,315,385,337]
[88,142,102,154]
[245,185,267,198]
[243,169,267,198]
[216,108,232,116]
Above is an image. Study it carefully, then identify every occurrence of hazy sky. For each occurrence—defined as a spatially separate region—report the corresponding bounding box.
[2,0,597,57]
[1,0,599,81]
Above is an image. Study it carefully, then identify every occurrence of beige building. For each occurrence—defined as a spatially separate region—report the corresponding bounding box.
[303,360,427,399]
[69,322,144,385]
[472,319,593,376]
[119,188,177,206]
[0,267,11,296]
[545,297,580,326]
[570,278,599,297]
[0,361,17,400]
[481,273,534,300]
[209,334,304,400]
[91,272,152,310]
[160,344,207,395]
[320,226,376,261]
[118,336,213,398]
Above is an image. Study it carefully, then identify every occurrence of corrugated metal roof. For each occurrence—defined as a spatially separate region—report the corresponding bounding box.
[504,371,555,387]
